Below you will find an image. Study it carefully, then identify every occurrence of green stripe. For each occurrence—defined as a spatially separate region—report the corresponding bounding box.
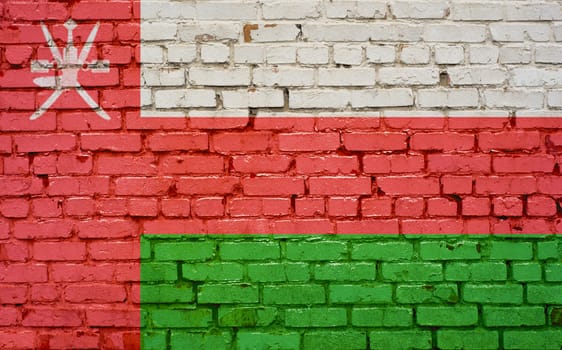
[141,234,562,350]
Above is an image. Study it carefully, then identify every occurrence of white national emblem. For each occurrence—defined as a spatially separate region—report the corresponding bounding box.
[30,19,111,121]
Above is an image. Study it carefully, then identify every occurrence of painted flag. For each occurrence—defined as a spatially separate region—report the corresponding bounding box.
[0,0,561,349]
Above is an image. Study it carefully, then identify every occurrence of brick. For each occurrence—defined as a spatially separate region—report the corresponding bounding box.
[96,198,128,216]
[34,242,85,261]
[483,90,544,109]
[14,134,76,153]
[236,332,300,350]
[411,133,474,151]
[128,198,158,217]
[183,263,243,281]
[0,241,28,262]
[47,331,104,350]
[150,309,211,328]
[513,262,542,282]
[315,263,375,281]
[329,284,392,304]
[286,241,347,261]
[463,284,523,304]
[0,285,27,304]
[336,220,399,234]
[77,220,138,239]
[363,155,424,174]
[344,132,407,151]
[255,67,314,87]
[370,331,432,350]
[361,198,392,217]
[213,132,271,153]
[475,176,537,195]
[352,307,412,327]
[30,284,58,302]
[500,45,532,64]
[506,3,561,21]
[303,331,366,350]
[494,155,555,173]
[242,177,305,196]
[0,198,29,218]
[14,221,73,240]
[296,155,358,175]
[97,155,157,175]
[0,331,35,350]
[484,306,545,327]
[416,306,478,326]
[437,330,499,350]
[81,133,142,152]
[198,284,259,304]
[538,241,560,260]
[490,23,550,42]
[141,263,177,282]
[72,1,131,19]
[493,197,523,217]
[503,331,562,350]
[56,154,92,175]
[377,177,440,195]
[427,198,457,217]
[115,177,173,196]
[193,197,225,217]
[290,89,350,108]
[420,241,481,260]
[328,197,358,217]
[545,263,562,282]
[47,176,108,197]
[65,284,126,303]
[218,307,276,327]
[395,197,424,217]
[489,241,532,260]
[169,331,231,349]
[435,45,464,64]
[333,44,363,65]
[220,242,280,260]
[379,68,439,85]
[228,198,262,217]
[232,155,292,173]
[428,154,490,173]
[177,177,239,195]
[352,242,413,261]
[0,91,35,110]
[3,157,29,175]
[89,241,140,261]
[248,263,309,282]
[154,242,214,261]
[442,176,473,195]
[309,177,371,195]
[396,284,459,304]
[22,308,81,327]
[537,176,562,195]
[295,198,325,216]
[263,284,324,304]
[279,133,340,151]
[445,262,506,282]
[319,68,375,85]
[285,308,346,327]
[382,263,443,282]
[147,133,209,151]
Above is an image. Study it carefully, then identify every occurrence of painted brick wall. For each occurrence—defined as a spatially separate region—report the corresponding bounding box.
[0,0,561,349]
[140,235,562,350]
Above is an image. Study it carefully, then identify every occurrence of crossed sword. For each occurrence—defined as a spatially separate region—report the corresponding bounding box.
[31,19,110,120]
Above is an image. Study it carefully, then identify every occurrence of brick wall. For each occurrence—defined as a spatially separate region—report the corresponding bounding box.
[141,235,562,349]
[0,0,561,349]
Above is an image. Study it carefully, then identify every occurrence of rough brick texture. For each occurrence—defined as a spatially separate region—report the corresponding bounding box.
[1,0,562,348]
[141,235,562,350]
